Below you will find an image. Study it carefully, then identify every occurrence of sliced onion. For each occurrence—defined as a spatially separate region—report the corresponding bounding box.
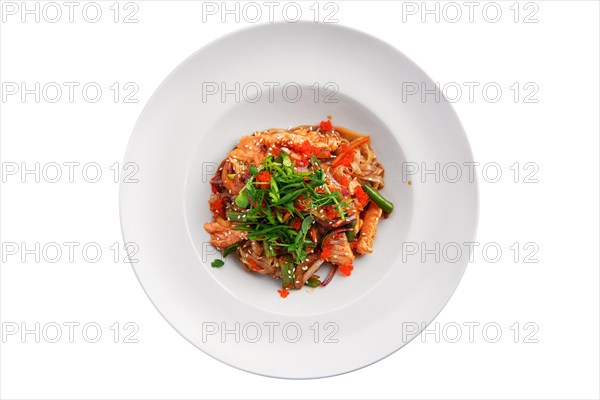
[319,226,352,248]
[326,171,343,188]
[302,259,325,285]
[321,264,337,287]
[337,214,357,226]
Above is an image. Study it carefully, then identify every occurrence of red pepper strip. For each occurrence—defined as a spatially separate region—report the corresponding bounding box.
[247,259,263,271]
[330,136,370,167]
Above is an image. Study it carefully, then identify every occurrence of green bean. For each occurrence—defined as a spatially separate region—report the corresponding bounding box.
[346,221,357,242]
[362,184,394,214]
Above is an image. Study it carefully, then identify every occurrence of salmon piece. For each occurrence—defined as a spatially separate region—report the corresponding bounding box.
[293,128,342,153]
[204,217,247,250]
[228,135,266,165]
[261,130,341,156]
[323,232,355,266]
[356,203,382,254]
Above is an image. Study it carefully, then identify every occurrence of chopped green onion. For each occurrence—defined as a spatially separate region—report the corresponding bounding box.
[294,216,314,261]
[272,187,306,206]
[226,173,235,179]
[305,277,321,288]
[280,261,294,288]
[268,177,279,202]
[300,215,314,234]
[263,241,276,257]
[250,165,258,176]
[227,211,248,222]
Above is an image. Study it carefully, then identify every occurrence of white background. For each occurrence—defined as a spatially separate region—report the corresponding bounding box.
[1,1,599,399]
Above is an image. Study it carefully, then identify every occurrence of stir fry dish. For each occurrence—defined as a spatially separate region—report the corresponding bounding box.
[204,119,394,297]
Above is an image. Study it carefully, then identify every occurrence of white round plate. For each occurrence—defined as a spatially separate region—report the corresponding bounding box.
[120,22,478,379]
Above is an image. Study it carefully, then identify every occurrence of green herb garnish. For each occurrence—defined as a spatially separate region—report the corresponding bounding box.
[230,153,349,266]
[235,190,249,208]
[223,243,239,258]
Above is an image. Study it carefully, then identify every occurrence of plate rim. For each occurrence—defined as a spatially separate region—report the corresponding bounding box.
[119,20,480,379]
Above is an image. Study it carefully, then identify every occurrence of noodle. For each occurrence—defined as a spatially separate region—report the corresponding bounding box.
[203,119,391,296]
